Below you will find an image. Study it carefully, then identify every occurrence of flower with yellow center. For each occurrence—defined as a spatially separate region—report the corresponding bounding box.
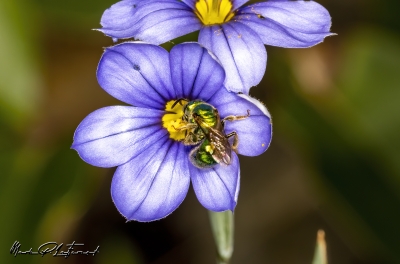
[72,42,272,222]
[100,0,333,95]
[195,0,235,25]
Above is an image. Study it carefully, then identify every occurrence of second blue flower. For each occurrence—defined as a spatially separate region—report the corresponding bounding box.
[99,0,333,93]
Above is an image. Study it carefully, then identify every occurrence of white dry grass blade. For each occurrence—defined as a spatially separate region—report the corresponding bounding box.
[312,230,328,264]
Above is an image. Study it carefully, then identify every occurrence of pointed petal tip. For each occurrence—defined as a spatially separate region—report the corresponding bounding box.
[229,202,237,212]
[206,204,235,213]
[120,210,164,223]
[119,198,180,222]
[95,27,120,42]
[208,202,236,213]
[125,213,171,222]
[301,32,337,48]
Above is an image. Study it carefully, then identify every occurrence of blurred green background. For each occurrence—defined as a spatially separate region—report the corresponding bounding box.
[1,0,400,263]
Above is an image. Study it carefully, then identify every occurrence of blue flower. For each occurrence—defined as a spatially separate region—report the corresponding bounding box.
[99,0,333,94]
[72,42,272,222]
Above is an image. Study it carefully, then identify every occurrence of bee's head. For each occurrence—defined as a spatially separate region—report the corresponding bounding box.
[183,100,200,122]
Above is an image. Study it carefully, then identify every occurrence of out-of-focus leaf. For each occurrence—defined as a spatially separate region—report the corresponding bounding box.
[279,27,400,262]
[32,0,118,29]
[96,233,143,264]
[0,0,42,130]
[338,27,400,186]
[0,145,51,264]
[0,143,102,264]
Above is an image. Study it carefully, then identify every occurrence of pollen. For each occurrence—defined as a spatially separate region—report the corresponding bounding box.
[205,144,214,154]
[195,0,235,25]
[162,100,188,141]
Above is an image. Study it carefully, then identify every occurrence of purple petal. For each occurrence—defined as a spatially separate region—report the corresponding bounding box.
[72,106,167,168]
[232,0,250,10]
[112,141,190,222]
[190,152,240,211]
[237,0,333,47]
[129,1,202,45]
[97,42,175,109]
[180,0,196,9]
[208,89,272,156]
[169,43,225,101]
[199,22,266,94]
[99,0,142,40]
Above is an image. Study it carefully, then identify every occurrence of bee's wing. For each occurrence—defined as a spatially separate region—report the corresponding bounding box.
[208,127,232,165]
[194,116,232,165]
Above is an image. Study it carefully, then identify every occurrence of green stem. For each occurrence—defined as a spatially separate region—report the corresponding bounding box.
[208,210,234,264]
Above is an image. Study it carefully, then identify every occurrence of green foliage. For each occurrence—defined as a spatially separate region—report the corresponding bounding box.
[0,0,42,131]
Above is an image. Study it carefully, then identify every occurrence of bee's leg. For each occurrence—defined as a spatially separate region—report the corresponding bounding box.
[184,132,198,145]
[172,123,197,131]
[222,110,250,125]
[225,131,239,153]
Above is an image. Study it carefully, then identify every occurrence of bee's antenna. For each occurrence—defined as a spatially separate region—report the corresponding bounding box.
[172,98,189,109]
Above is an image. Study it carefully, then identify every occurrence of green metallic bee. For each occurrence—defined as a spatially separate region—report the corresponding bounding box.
[172,99,250,168]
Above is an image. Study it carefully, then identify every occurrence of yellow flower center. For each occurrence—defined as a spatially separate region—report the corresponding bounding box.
[195,0,235,25]
[162,99,188,141]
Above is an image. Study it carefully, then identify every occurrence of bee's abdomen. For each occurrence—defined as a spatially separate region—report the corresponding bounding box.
[189,139,218,168]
